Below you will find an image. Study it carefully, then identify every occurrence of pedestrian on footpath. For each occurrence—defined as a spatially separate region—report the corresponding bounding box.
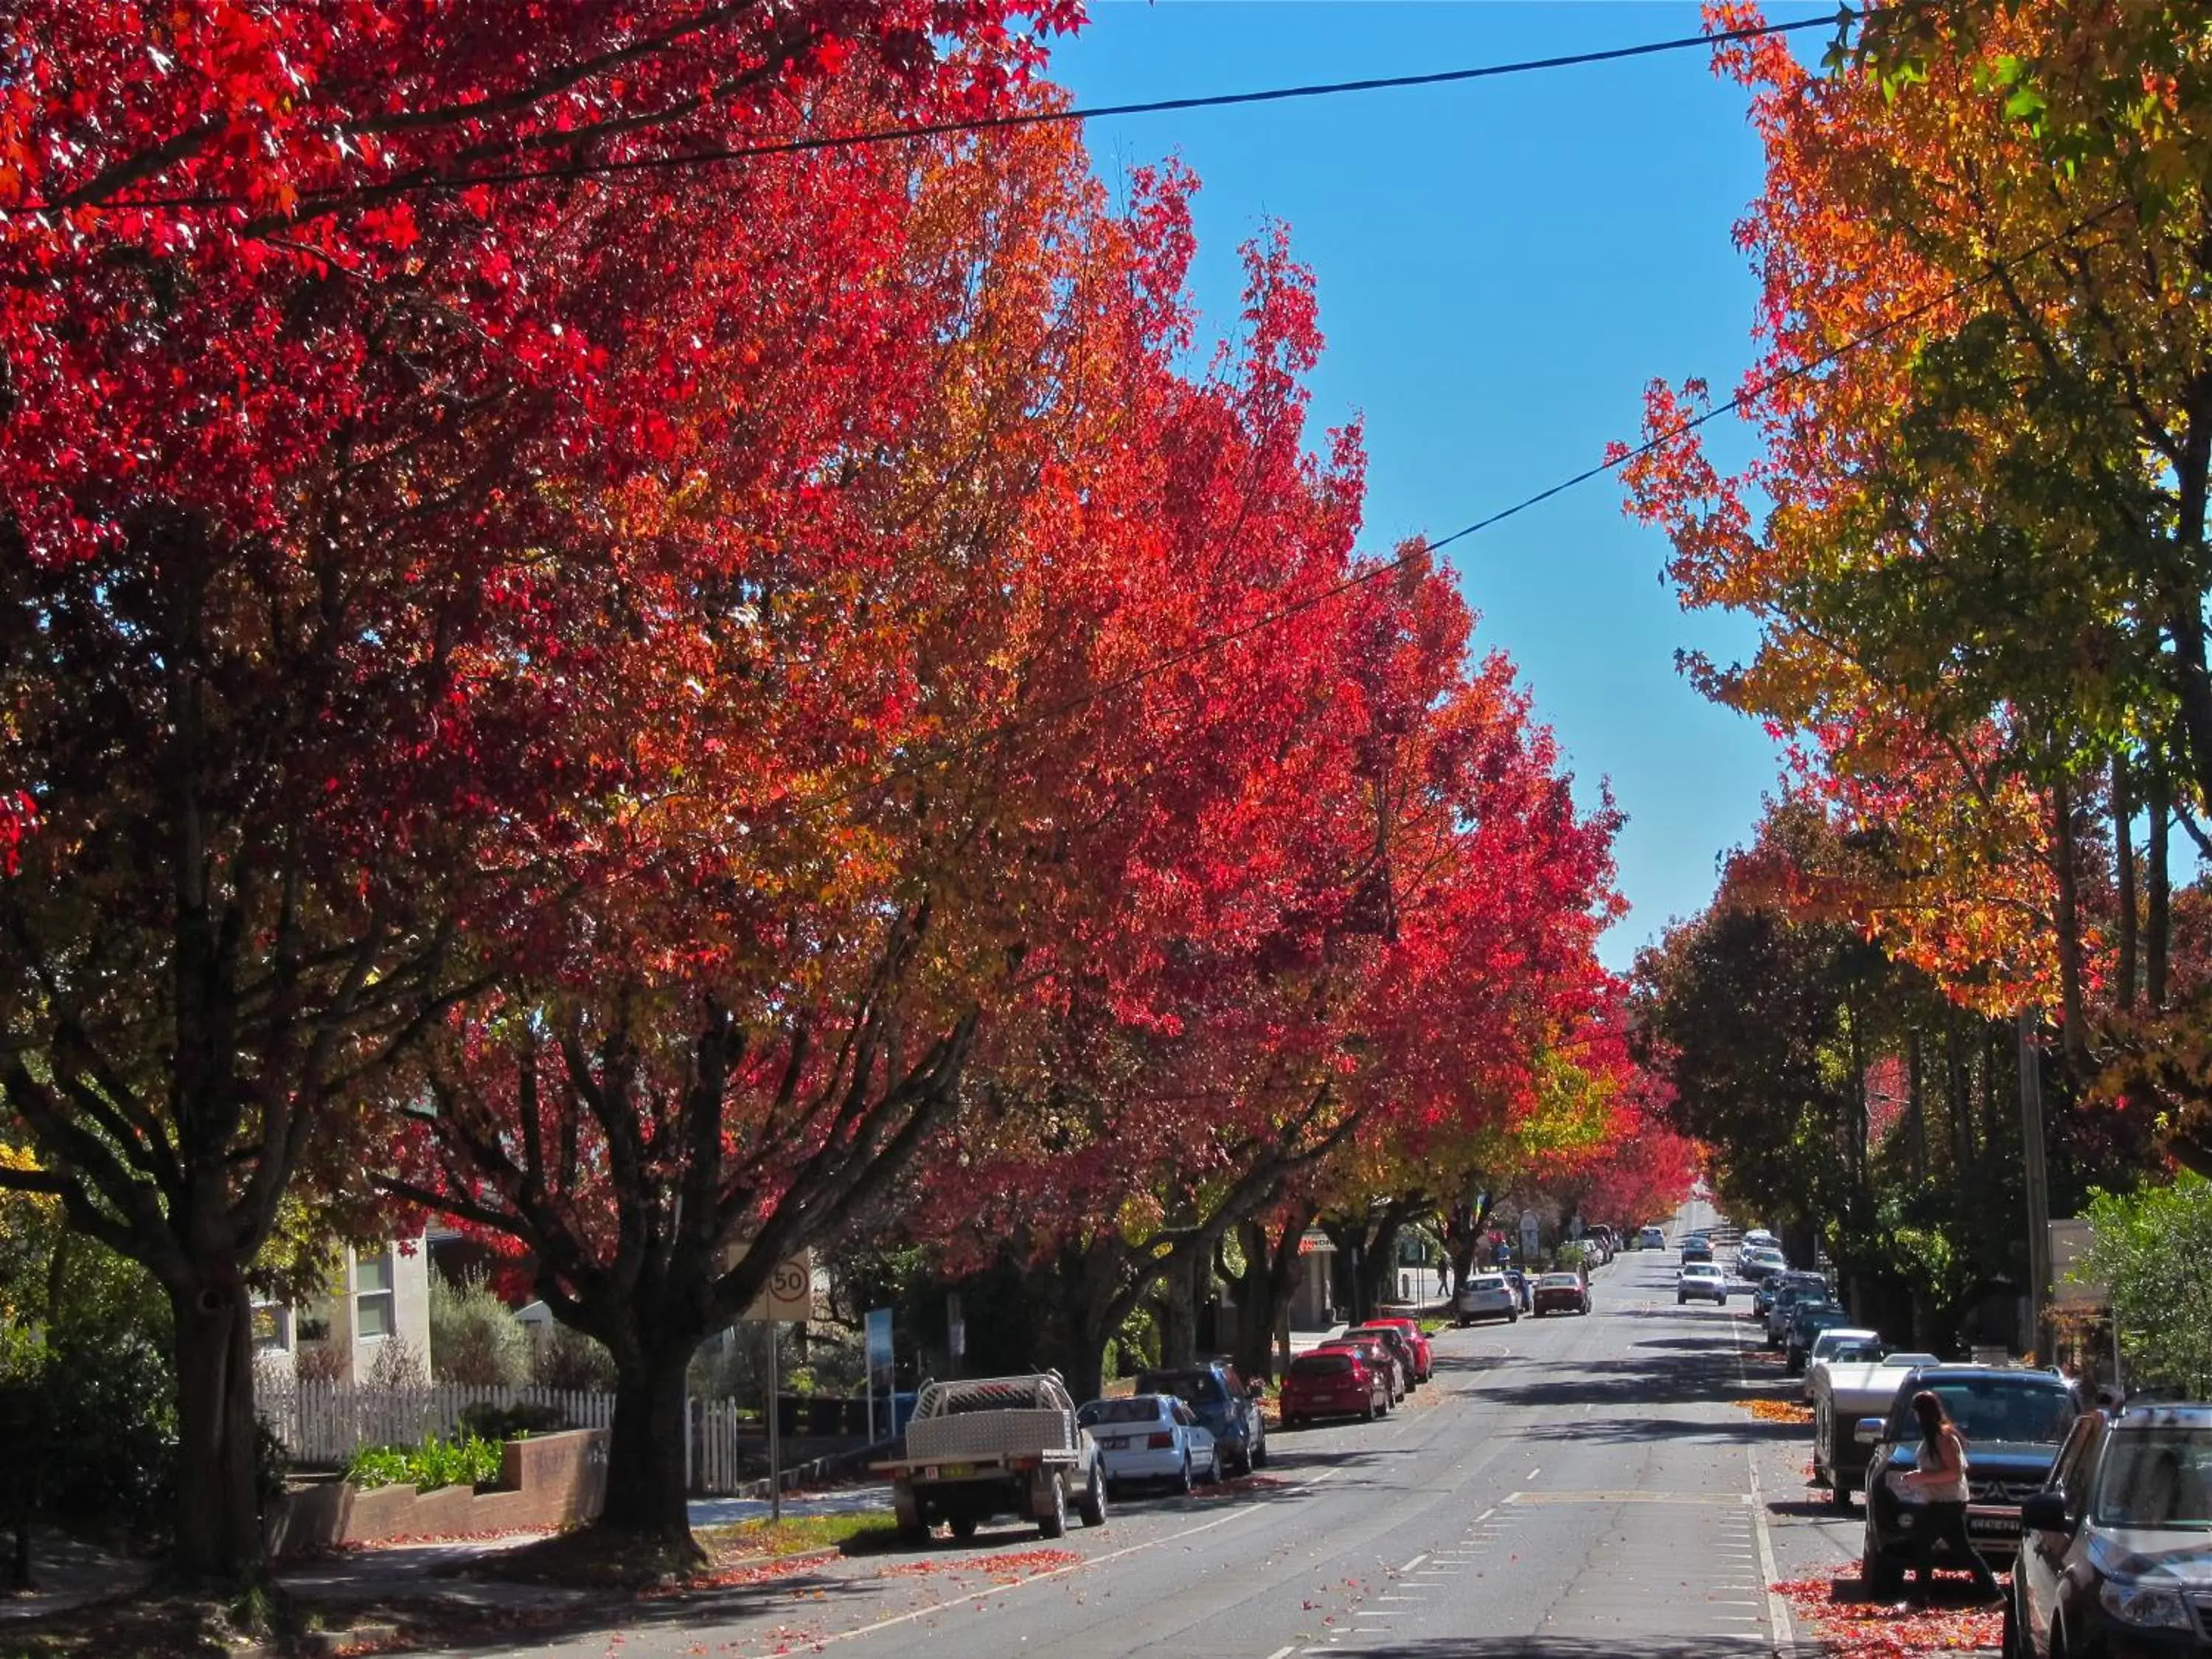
[1896,1389,2003,1607]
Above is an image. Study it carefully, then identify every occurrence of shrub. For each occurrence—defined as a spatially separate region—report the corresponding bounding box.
[532,1322,616,1391]
[428,1268,531,1387]
[457,1400,567,1441]
[343,1433,503,1493]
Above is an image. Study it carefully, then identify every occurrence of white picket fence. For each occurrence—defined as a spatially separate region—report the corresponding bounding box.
[259,1380,616,1467]
[258,1380,773,1495]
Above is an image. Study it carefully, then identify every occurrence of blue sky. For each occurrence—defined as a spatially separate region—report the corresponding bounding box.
[1042,1,1809,969]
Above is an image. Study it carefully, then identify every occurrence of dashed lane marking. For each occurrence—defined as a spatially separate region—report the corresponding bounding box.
[1397,1552,1427,1573]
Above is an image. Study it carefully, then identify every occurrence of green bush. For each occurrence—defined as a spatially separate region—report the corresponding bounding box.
[457,1400,566,1441]
[343,1433,503,1493]
[428,1267,531,1386]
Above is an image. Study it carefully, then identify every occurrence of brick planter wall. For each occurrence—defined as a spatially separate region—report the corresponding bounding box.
[270,1427,608,1555]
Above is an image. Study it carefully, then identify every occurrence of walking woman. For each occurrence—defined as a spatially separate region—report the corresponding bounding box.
[1896,1389,2003,1605]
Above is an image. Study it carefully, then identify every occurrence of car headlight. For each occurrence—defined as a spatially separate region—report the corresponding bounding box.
[2099,1579,2193,1630]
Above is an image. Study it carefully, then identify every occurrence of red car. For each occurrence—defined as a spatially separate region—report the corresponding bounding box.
[1531,1270,1590,1316]
[1279,1350,1391,1427]
[1317,1336,1404,1402]
[1360,1315,1433,1382]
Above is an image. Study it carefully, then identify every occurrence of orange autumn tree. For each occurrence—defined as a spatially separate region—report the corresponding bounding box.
[1617,0,2212,1168]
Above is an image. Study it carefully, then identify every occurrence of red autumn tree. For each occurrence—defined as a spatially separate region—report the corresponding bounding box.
[0,0,1074,1580]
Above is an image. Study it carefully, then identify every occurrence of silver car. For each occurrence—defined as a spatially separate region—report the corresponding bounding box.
[1455,1271,1520,1326]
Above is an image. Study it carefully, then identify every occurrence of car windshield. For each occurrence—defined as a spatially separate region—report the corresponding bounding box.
[1470,1276,1507,1291]
[1078,1397,1166,1427]
[1290,1354,1349,1376]
[1683,1265,1720,1279]
[2093,1430,2212,1528]
[1538,1273,1581,1287]
[1826,1341,1882,1363]
[1888,1378,2079,1446]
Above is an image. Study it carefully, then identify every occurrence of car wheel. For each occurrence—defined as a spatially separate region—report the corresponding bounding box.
[1177,1454,1194,1495]
[1282,1413,1301,1431]
[1251,1431,1268,1470]
[1507,1308,1519,1323]
[1828,1472,1854,1511]
[1861,1546,1902,1599]
[1038,1472,1069,1539]
[1999,1586,2026,1659]
[1363,1396,1378,1423]
[950,1514,979,1540]
[1207,1446,1222,1484]
[1677,1294,1687,1304]
[1078,1462,1107,1528]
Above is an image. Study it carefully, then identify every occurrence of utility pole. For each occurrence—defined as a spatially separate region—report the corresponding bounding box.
[2019,1009,2053,1361]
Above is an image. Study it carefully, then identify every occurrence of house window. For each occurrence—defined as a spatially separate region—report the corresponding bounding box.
[296,1298,333,1344]
[250,1302,290,1352]
[355,1250,395,1340]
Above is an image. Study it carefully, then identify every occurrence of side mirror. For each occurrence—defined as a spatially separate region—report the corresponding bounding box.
[1854,1417,1886,1446]
[2020,1492,2069,1534]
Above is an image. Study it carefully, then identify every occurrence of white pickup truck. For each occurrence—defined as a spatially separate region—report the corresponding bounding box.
[872,1372,1108,1542]
[1809,1350,1941,1506]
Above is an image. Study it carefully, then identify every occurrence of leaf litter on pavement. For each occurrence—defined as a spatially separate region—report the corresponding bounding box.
[1775,1562,2004,1657]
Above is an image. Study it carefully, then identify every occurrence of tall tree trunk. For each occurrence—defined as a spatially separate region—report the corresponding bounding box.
[2115,757,2138,1015]
[1158,1249,1199,1370]
[168,1273,263,1582]
[2148,755,2172,1009]
[597,1340,700,1556]
[2051,773,2090,1065]
[1907,1029,1927,1184]
[1946,1012,1974,1169]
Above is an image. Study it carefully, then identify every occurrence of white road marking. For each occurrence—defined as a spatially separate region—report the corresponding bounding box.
[1397,1551,1428,1573]
[1264,1648,1298,1659]
[1730,1312,1801,1658]
[1526,1466,1542,1481]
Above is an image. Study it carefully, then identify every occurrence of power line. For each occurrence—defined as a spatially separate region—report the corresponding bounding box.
[29,11,1848,214]
[801,201,2128,819]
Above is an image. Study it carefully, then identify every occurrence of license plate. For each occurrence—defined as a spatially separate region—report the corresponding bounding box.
[1104,1438,1127,1451]
[1966,1512,2020,1538]
[926,1463,976,1480]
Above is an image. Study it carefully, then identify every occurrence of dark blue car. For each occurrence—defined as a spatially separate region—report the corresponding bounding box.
[1135,1363,1270,1475]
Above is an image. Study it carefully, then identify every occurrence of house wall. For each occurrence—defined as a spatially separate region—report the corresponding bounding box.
[257,1234,432,1382]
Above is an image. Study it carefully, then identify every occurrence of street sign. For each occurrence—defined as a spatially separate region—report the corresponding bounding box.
[2048,1219,2105,1309]
[865,1307,894,1386]
[728,1245,813,1322]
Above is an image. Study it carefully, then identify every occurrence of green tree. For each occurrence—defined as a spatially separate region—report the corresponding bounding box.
[2083,1172,2212,1395]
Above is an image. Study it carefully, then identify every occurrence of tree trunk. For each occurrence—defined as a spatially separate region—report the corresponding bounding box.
[2115,757,2138,1015]
[2148,756,2172,1009]
[168,1274,265,1582]
[1228,1222,1273,1382]
[1158,1249,1199,1370]
[2051,773,2089,1065]
[1907,1029,1927,1184]
[597,1343,700,1557]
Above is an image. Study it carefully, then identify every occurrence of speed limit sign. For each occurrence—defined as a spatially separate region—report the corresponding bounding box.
[733,1248,813,1323]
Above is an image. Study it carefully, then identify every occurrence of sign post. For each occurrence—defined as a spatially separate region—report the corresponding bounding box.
[736,1248,813,1524]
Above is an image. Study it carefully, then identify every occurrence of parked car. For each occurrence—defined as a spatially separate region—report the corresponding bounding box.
[1279,1350,1389,1428]
[1858,1363,2082,1598]
[1319,1335,1404,1404]
[1456,1272,1520,1326]
[1784,1302,1854,1374]
[1736,1245,1789,1283]
[1076,1394,1219,1495]
[1638,1225,1667,1251]
[1764,1273,1834,1343]
[1503,1269,1533,1313]
[1755,1267,1826,1319]
[1681,1235,1715,1265]
[875,1372,1107,1542]
[1812,1350,1944,1507]
[1134,1362,1269,1475]
[1344,1323,1424,1391]
[1360,1315,1433,1383]
[1798,1328,1882,1400]
[1677,1262,1730,1304]
[1742,1228,1780,1251]
[2009,1400,2212,1659]
[1532,1271,1590,1316]
[1587,1225,1619,1255]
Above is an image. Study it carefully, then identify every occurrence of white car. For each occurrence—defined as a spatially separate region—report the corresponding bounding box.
[1743,1228,1781,1251]
[1736,1245,1789,1281]
[1077,1394,1219,1494]
[1455,1272,1520,1326]
[1798,1326,1881,1400]
[1638,1226,1666,1251]
[1677,1262,1730,1305]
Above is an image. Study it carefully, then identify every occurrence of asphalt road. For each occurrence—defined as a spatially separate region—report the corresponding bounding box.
[465,1207,1836,1659]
